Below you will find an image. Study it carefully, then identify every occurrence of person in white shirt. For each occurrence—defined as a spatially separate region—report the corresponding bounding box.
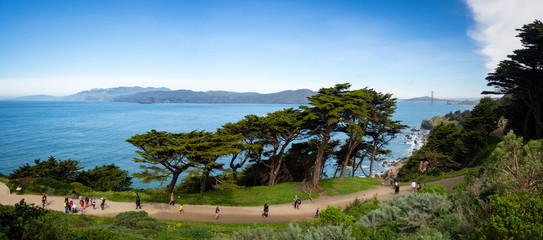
[411,181,417,193]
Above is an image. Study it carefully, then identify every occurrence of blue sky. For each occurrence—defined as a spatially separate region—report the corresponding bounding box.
[0,0,541,99]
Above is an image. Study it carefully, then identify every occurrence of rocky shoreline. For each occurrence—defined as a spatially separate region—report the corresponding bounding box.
[375,127,430,181]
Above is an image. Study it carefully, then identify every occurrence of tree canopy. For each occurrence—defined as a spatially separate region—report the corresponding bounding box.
[483,20,543,139]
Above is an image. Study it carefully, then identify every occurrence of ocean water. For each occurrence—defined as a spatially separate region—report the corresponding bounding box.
[0,100,472,187]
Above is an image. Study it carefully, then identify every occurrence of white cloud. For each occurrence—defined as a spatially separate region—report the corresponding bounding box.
[465,0,543,70]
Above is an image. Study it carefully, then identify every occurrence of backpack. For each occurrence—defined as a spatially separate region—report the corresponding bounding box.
[296,199,301,204]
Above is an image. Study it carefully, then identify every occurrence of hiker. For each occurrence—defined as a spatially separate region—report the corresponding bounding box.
[314,208,320,218]
[262,203,269,219]
[395,184,400,195]
[64,198,69,214]
[136,193,142,209]
[91,198,96,209]
[417,182,422,192]
[179,204,184,214]
[72,188,76,198]
[296,196,301,209]
[411,181,417,193]
[41,193,47,207]
[215,205,220,219]
[100,198,105,210]
[169,192,175,205]
[85,196,89,208]
[293,195,299,209]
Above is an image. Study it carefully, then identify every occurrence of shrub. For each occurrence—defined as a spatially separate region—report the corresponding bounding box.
[113,211,164,230]
[175,225,213,239]
[318,206,354,226]
[418,184,447,195]
[304,224,355,240]
[24,177,72,195]
[70,182,94,195]
[344,198,379,219]
[0,199,69,239]
[72,228,120,240]
[475,190,543,240]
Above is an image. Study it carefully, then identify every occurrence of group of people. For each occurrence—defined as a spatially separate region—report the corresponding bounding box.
[62,195,105,214]
[390,178,423,194]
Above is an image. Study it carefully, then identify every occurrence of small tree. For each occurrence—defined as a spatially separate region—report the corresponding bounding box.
[126,130,194,194]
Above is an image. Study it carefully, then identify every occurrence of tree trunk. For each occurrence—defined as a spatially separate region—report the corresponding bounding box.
[312,133,331,186]
[200,170,210,193]
[339,147,355,178]
[167,170,181,194]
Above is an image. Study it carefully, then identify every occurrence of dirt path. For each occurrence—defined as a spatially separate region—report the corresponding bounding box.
[0,176,464,224]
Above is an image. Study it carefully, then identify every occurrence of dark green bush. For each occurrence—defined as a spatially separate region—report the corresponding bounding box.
[23,177,72,195]
[0,199,68,239]
[72,228,120,240]
[114,211,164,230]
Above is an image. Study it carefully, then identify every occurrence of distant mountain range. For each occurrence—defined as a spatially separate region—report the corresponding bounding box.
[10,87,317,104]
[9,88,478,105]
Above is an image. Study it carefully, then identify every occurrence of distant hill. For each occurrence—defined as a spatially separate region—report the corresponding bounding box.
[403,96,447,102]
[63,87,171,101]
[113,89,316,104]
[9,94,63,101]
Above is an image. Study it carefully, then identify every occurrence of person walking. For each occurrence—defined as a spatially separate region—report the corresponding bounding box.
[314,208,320,218]
[136,193,141,209]
[293,195,299,209]
[179,204,184,214]
[262,203,269,219]
[411,181,417,193]
[72,188,76,199]
[100,198,105,210]
[85,196,89,208]
[169,193,174,206]
[136,193,142,209]
[215,205,220,219]
[41,193,47,207]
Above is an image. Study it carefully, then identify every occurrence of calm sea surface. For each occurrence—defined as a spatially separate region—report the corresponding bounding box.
[0,101,473,187]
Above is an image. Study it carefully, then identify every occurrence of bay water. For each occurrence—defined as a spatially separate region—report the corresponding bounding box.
[0,100,473,188]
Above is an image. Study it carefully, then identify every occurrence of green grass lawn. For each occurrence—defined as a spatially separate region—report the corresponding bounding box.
[88,177,382,206]
[414,168,472,183]
[320,177,381,196]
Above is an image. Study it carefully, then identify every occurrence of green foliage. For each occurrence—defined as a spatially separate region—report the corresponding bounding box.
[114,211,164,230]
[77,164,132,191]
[358,192,452,234]
[476,190,543,240]
[479,131,543,194]
[320,177,381,196]
[73,228,120,240]
[318,206,354,226]
[20,177,72,195]
[418,185,447,195]
[445,110,471,124]
[305,224,355,240]
[0,199,68,240]
[8,156,82,182]
[483,20,543,140]
[70,182,94,194]
[344,198,379,219]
